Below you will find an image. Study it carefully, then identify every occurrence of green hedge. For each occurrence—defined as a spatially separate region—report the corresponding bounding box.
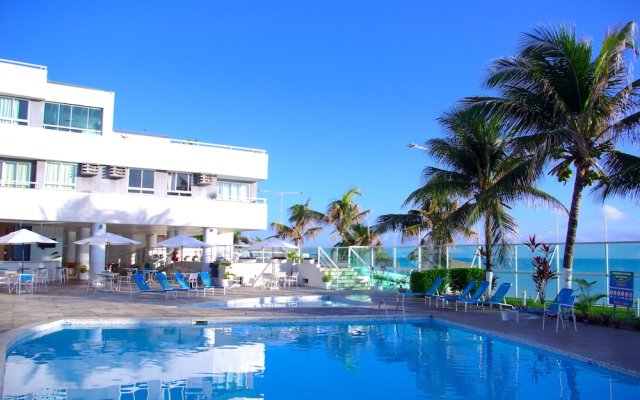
[449,268,485,292]
[410,268,484,293]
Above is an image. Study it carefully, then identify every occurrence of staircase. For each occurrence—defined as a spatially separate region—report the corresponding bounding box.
[332,265,370,291]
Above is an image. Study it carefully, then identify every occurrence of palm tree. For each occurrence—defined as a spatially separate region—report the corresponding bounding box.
[325,187,371,246]
[595,151,640,201]
[418,107,565,290]
[466,22,639,287]
[271,198,325,247]
[335,223,381,247]
[375,195,471,247]
[233,231,250,245]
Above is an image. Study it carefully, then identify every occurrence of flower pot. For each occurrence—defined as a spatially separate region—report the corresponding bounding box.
[323,282,331,290]
[79,272,89,281]
[222,279,229,287]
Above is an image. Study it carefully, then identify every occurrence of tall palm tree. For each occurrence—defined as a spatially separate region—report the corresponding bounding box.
[466,22,639,287]
[334,223,381,247]
[595,151,640,201]
[233,231,250,245]
[419,107,564,290]
[375,195,471,247]
[271,198,325,247]
[325,187,371,246]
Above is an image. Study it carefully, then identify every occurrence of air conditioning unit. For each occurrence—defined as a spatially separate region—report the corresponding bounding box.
[80,163,100,177]
[194,173,214,186]
[107,165,127,179]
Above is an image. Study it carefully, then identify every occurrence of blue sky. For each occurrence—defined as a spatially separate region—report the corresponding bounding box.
[2,1,639,246]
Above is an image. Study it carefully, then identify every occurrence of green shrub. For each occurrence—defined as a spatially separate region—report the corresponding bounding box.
[449,268,485,292]
[410,269,447,293]
[411,268,485,293]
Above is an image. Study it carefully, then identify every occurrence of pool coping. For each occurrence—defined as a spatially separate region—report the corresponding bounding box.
[1,313,639,398]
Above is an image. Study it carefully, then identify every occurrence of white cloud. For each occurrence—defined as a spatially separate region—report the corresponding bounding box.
[601,204,626,222]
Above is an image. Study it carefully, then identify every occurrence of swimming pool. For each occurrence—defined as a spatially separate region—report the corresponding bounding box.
[3,318,639,399]
[185,294,373,308]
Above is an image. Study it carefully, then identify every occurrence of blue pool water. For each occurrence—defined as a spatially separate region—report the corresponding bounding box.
[3,319,639,399]
[185,294,372,308]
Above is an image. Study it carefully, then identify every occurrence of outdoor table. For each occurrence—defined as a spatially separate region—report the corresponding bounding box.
[98,271,119,291]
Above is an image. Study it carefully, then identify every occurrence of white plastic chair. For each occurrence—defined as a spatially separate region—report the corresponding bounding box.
[285,272,299,289]
[34,269,48,292]
[188,273,199,289]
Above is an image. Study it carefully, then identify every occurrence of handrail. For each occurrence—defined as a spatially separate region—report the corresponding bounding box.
[348,248,369,268]
[318,247,339,290]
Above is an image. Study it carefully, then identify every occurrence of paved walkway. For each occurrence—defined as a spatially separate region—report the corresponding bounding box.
[0,281,639,378]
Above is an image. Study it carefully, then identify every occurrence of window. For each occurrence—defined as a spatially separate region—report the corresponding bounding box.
[0,160,32,187]
[45,162,77,190]
[129,169,155,194]
[0,96,28,125]
[43,102,103,135]
[167,172,192,196]
[217,181,250,202]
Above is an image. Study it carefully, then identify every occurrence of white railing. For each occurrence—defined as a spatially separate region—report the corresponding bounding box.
[169,138,266,154]
[318,247,340,290]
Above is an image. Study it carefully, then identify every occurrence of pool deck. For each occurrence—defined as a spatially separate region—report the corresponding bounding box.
[0,281,639,378]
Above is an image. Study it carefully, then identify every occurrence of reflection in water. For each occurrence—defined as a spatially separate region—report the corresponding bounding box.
[3,321,638,399]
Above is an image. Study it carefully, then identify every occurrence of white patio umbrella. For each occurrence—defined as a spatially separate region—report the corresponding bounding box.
[155,234,211,264]
[250,237,298,288]
[74,232,140,271]
[0,229,58,273]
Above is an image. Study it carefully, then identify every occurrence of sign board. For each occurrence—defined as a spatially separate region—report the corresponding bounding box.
[609,271,634,308]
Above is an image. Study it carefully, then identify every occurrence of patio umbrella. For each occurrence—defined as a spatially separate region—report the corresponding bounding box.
[155,234,211,264]
[249,237,298,250]
[74,232,140,271]
[0,229,58,273]
[250,238,298,287]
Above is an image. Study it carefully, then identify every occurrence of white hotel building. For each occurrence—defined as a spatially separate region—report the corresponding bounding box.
[0,59,268,274]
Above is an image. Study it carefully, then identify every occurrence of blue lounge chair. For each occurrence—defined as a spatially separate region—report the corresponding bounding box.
[436,280,476,308]
[478,282,513,309]
[424,277,445,307]
[132,273,177,300]
[174,272,199,297]
[543,288,577,332]
[156,272,191,297]
[199,271,225,296]
[455,281,490,312]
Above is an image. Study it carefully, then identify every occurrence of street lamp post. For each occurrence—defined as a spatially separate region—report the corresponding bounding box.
[407,143,429,151]
[258,190,304,224]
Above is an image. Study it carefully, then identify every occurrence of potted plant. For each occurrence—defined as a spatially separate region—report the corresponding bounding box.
[321,271,332,290]
[220,262,233,287]
[78,264,89,281]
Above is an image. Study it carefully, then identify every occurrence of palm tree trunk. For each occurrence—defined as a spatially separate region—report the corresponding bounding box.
[562,171,585,289]
[484,222,493,294]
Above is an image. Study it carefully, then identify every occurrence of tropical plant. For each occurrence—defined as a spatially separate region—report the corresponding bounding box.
[375,195,473,247]
[79,265,89,274]
[370,265,387,286]
[467,22,640,287]
[325,187,370,246]
[271,198,325,247]
[524,235,557,304]
[322,271,332,283]
[574,278,607,320]
[416,106,564,291]
[233,231,250,245]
